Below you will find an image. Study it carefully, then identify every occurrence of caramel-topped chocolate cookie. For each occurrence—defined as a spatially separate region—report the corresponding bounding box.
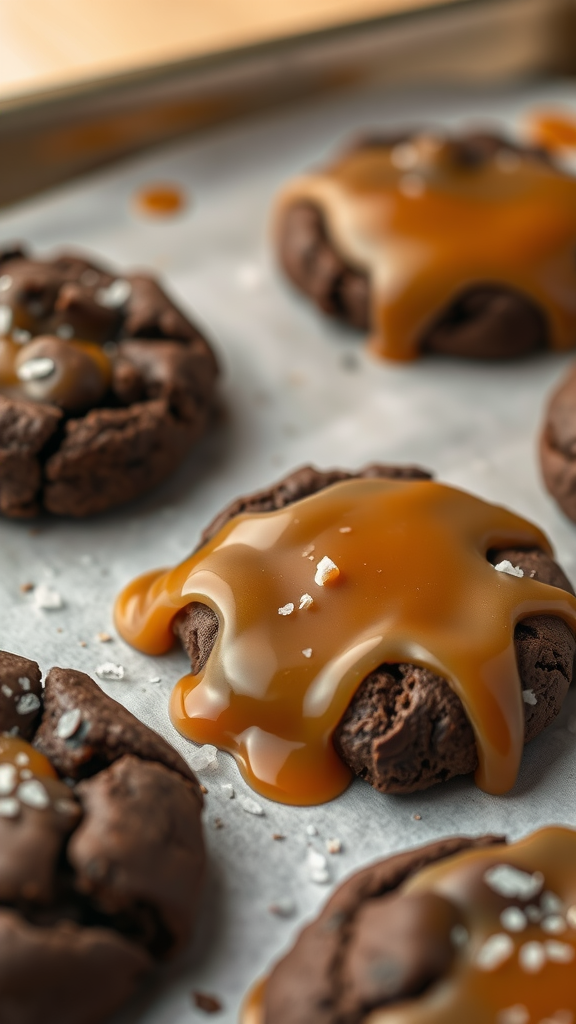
[275,130,576,360]
[0,649,204,1024]
[244,827,576,1024]
[114,464,576,804]
[0,245,218,517]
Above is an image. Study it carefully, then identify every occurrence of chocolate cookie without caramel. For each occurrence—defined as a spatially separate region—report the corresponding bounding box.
[0,651,205,1024]
[540,361,576,523]
[173,464,576,794]
[276,132,550,359]
[0,245,218,517]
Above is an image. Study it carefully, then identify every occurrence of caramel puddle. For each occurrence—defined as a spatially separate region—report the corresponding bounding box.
[115,478,576,805]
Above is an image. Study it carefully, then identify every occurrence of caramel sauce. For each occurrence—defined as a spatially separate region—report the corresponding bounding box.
[115,478,576,804]
[276,137,576,360]
[245,827,576,1024]
[0,336,111,413]
[135,184,187,217]
[528,111,576,151]
[0,736,57,779]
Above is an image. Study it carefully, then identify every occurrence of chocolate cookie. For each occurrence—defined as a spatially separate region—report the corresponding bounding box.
[0,246,218,517]
[0,650,204,1024]
[540,361,576,523]
[171,465,575,795]
[254,826,576,1024]
[275,131,576,360]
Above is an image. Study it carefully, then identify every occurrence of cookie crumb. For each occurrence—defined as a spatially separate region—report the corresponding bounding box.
[213,817,224,830]
[272,833,285,840]
[95,662,125,681]
[96,632,112,643]
[327,838,342,854]
[199,784,208,794]
[413,813,422,821]
[78,641,87,648]
[314,556,340,587]
[192,991,222,1013]
[19,582,34,593]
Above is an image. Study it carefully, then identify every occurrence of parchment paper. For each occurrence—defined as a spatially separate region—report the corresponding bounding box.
[1,76,576,1023]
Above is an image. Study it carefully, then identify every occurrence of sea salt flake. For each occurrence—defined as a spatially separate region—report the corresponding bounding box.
[14,753,29,766]
[56,323,74,339]
[541,891,564,915]
[566,905,576,928]
[18,779,49,809]
[1,686,12,698]
[484,864,544,900]
[96,662,125,680]
[16,693,41,715]
[450,924,469,948]
[0,797,19,818]
[500,907,527,932]
[494,560,524,578]
[544,940,574,964]
[339,526,352,533]
[496,1006,529,1024]
[148,676,161,684]
[238,795,264,816]
[17,357,56,382]
[302,544,315,558]
[307,848,330,884]
[302,648,313,659]
[188,744,218,772]
[306,824,318,836]
[314,556,340,587]
[56,708,82,740]
[33,583,64,610]
[0,275,12,292]
[522,689,537,706]
[19,769,32,780]
[0,305,13,334]
[476,933,514,970]
[519,940,546,973]
[327,838,342,854]
[278,603,294,616]
[299,593,313,610]
[221,783,235,799]
[95,278,131,308]
[542,915,567,935]
[269,898,296,918]
[18,677,30,691]
[0,764,17,795]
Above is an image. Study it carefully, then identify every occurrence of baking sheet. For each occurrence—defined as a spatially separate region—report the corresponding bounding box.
[1,77,576,1022]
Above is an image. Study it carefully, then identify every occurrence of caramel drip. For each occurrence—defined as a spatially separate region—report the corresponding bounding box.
[245,827,576,1024]
[115,478,576,804]
[135,184,187,217]
[275,138,576,360]
[0,736,57,779]
[528,111,576,151]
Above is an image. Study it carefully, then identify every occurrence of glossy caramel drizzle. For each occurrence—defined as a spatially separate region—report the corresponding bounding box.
[275,136,576,360]
[0,736,57,779]
[115,478,576,805]
[245,827,576,1024]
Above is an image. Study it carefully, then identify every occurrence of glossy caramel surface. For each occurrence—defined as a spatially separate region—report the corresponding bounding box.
[115,478,576,804]
[276,136,576,360]
[0,736,57,779]
[247,827,576,1024]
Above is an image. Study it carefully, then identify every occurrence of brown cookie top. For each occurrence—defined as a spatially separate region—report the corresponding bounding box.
[0,649,205,1024]
[256,827,576,1024]
[0,246,218,517]
[115,464,576,802]
[275,129,574,360]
